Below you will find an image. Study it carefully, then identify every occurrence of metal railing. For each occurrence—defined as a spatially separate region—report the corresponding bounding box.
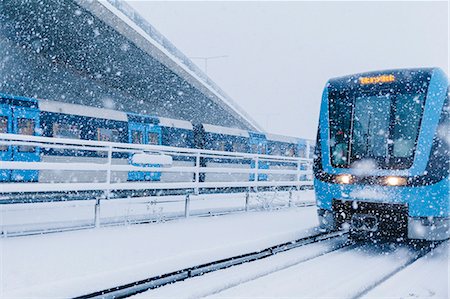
[0,133,312,192]
[0,133,313,232]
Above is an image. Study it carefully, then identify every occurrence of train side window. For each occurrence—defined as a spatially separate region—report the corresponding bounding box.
[260,145,267,155]
[148,132,160,145]
[18,118,35,152]
[97,128,120,142]
[298,145,306,158]
[232,141,246,153]
[286,146,296,157]
[131,130,143,144]
[0,116,8,151]
[216,140,226,151]
[53,123,81,139]
[270,144,281,156]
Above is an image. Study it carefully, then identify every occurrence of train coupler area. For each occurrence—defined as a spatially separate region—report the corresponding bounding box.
[331,199,409,239]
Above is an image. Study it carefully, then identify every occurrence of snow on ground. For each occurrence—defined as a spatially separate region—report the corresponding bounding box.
[204,242,422,298]
[363,241,449,299]
[139,240,449,299]
[133,237,349,299]
[1,190,314,236]
[0,202,319,298]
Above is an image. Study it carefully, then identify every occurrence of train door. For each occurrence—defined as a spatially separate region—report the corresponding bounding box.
[146,125,162,181]
[128,122,162,181]
[249,133,268,181]
[11,106,41,182]
[0,104,12,181]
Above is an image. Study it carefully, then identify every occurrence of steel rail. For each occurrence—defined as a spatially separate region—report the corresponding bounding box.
[73,230,348,299]
[350,241,442,299]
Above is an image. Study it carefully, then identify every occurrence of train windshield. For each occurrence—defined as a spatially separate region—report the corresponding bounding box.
[329,91,426,169]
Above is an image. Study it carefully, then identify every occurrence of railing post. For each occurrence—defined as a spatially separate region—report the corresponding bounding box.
[94,198,101,228]
[194,152,200,195]
[245,188,250,212]
[185,193,190,218]
[254,156,259,193]
[307,160,313,182]
[288,188,293,207]
[105,145,113,200]
[296,159,301,191]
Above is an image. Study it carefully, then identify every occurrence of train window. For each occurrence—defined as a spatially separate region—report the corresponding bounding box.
[286,146,296,157]
[0,116,8,151]
[309,146,314,158]
[232,141,247,153]
[53,123,81,139]
[18,118,35,152]
[148,132,160,145]
[97,128,120,142]
[298,145,306,158]
[270,145,281,156]
[251,143,267,154]
[261,145,267,155]
[131,130,143,144]
[216,140,226,151]
[251,144,258,154]
[392,94,425,158]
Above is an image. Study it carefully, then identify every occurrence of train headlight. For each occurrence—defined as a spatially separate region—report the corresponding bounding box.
[385,176,407,186]
[335,174,353,184]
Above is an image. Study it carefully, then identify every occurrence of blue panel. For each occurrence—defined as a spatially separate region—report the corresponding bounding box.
[314,178,449,218]
[128,121,162,182]
[249,132,268,181]
[11,106,41,182]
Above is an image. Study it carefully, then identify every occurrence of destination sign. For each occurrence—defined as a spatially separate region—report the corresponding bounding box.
[359,74,395,85]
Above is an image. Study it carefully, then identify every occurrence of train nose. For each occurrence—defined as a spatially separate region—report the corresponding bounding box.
[351,214,378,232]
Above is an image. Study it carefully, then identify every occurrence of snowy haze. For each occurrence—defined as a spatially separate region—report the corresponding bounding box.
[127,1,449,139]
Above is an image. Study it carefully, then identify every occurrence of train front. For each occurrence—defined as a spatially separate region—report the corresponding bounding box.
[313,68,449,241]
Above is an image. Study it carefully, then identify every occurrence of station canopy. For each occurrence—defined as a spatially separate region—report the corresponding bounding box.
[0,0,262,131]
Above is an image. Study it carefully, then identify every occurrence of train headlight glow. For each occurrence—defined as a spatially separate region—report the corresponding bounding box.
[385,176,407,186]
[335,174,353,184]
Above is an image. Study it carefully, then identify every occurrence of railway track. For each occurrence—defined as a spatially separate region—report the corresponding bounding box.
[75,229,441,299]
[351,241,439,299]
[73,230,349,299]
[192,241,440,299]
[136,238,441,299]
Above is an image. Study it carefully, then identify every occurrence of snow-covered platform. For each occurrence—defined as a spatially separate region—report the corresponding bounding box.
[1,202,319,298]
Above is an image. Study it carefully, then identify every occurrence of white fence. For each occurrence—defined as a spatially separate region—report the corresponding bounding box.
[0,133,313,234]
[0,133,313,194]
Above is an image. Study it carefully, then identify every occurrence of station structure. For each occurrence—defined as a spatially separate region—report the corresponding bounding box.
[0,0,262,131]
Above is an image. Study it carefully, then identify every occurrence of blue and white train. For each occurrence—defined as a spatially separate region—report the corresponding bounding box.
[0,92,314,188]
[314,68,449,240]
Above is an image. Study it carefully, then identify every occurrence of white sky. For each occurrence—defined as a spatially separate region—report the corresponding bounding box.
[127,1,449,139]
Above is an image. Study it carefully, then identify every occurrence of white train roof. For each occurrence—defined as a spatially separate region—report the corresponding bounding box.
[158,117,193,130]
[39,100,128,122]
[203,123,250,138]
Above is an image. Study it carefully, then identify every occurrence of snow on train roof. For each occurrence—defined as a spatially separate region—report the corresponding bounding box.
[39,100,128,122]
[265,133,301,144]
[158,117,193,130]
[203,124,250,137]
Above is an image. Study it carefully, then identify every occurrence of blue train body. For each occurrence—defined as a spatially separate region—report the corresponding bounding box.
[314,68,449,241]
[0,92,314,187]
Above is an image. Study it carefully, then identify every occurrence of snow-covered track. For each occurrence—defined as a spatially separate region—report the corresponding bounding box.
[183,240,442,299]
[73,230,348,299]
[351,241,441,299]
